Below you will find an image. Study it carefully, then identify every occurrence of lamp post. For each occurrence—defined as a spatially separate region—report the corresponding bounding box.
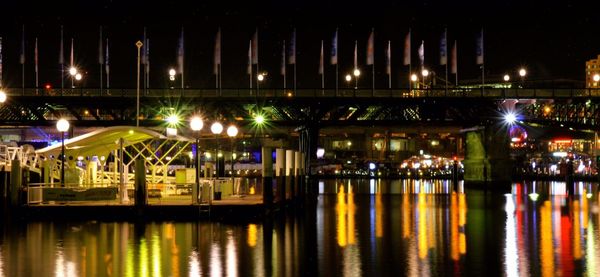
[518,68,527,88]
[56,119,70,187]
[257,73,265,96]
[190,116,203,204]
[345,74,352,88]
[136,41,143,127]
[75,73,83,95]
[69,67,77,89]
[210,122,223,178]
[168,68,176,89]
[353,69,360,89]
[226,125,238,193]
[421,69,430,89]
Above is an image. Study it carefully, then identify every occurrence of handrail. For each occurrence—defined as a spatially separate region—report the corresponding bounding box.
[3,87,600,99]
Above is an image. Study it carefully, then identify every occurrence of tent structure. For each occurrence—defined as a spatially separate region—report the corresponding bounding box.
[36,126,193,159]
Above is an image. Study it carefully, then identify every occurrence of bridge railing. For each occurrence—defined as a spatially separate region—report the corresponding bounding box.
[6,87,600,98]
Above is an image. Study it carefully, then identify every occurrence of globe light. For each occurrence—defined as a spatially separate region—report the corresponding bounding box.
[410,74,418,82]
[257,74,265,81]
[519,68,527,77]
[226,125,238,137]
[56,119,70,132]
[0,90,6,103]
[211,122,223,135]
[593,74,600,82]
[503,74,510,82]
[169,68,176,76]
[353,69,360,77]
[345,74,352,82]
[190,116,203,131]
[75,73,82,81]
[166,114,179,126]
[421,69,429,77]
[69,67,77,76]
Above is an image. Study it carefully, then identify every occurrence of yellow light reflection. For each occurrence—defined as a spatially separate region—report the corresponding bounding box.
[540,200,554,277]
[348,184,356,245]
[151,235,161,277]
[402,193,411,239]
[139,238,149,277]
[418,193,427,259]
[248,224,258,247]
[573,200,582,260]
[458,193,467,255]
[337,184,347,247]
[375,190,383,238]
[226,232,238,277]
[450,193,459,260]
[189,250,201,277]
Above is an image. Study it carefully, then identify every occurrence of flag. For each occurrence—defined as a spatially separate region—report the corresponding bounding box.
[476,28,484,65]
[418,40,424,67]
[366,29,374,65]
[353,40,357,69]
[403,29,411,66]
[440,28,447,65]
[319,40,324,75]
[251,29,258,65]
[20,25,25,64]
[59,26,64,65]
[288,29,296,65]
[99,26,104,64]
[280,41,286,75]
[34,37,38,74]
[247,40,252,75]
[214,28,221,75]
[451,40,457,74]
[330,29,338,65]
[177,28,184,74]
[145,38,150,74]
[70,38,74,67]
[385,40,391,75]
[105,38,110,74]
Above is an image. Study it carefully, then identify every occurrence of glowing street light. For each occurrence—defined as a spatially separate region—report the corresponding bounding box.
[411,74,418,82]
[257,73,265,82]
[503,74,510,82]
[519,68,527,77]
[254,114,265,125]
[169,68,176,82]
[421,69,429,77]
[353,69,361,77]
[211,122,223,179]
[504,112,517,125]
[226,125,238,184]
[166,114,180,126]
[0,90,6,103]
[56,119,70,187]
[345,74,352,82]
[75,73,82,81]
[226,125,238,137]
[593,74,600,82]
[69,67,78,76]
[190,116,203,132]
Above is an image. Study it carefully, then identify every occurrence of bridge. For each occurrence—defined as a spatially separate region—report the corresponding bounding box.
[0,87,597,184]
[0,87,598,128]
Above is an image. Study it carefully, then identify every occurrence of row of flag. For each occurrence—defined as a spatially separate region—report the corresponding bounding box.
[2,26,485,89]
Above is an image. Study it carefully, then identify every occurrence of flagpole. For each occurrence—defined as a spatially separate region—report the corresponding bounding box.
[444,29,448,94]
[181,28,184,90]
[100,26,103,96]
[293,28,297,96]
[388,40,392,89]
[106,38,110,93]
[372,28,375,95]
[321,40,324,94]
[249,41,252,91]
[21,25,25,95]
[60,25,64,94]
[283,41,286,92]
[481,29,485,90]
[35,37,38,94]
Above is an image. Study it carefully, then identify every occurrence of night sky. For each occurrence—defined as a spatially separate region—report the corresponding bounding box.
[0,0,599,89]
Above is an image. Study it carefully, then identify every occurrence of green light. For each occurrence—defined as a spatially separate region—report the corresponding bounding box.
[166,114,179,126]
[254,115,265,124]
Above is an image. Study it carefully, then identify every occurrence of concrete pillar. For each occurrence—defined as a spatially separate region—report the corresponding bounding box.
[275,149,286,203]
[87,161,97,186]
[134,158,147,207]
[294,151,302,201]
[286,150,295,201]
[10,159,22,207]
[262,147,273,206]
[42,160,51,184]
[463,127,511,185]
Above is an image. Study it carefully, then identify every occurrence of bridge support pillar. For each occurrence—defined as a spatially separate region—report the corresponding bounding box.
[463,127,512,185]
[299,125,319,195]
[134,158,147,207]
[275,149,286,204]
[9,159,22,207]
[294,151,303,202]
[262,147,273,208]
[286,150,296,202]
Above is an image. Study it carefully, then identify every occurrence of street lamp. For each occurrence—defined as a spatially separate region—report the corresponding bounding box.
[190,116,203,204]
[69,67,77,88]
[0,90,6,103]
[211,122,223,178]
[593,74,600,83]
[56,119,70,187]
[226,125,238,190]
[503,74,510,82]
[353,69,360,89]
[257,72,266,95]
[136,41,143,127]
[518,68,527,88]
[168,68,176,89]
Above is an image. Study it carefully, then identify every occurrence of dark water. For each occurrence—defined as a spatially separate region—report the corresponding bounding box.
[1,179,599,276]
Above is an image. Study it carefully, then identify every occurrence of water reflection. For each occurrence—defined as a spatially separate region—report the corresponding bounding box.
[1,180,599,275]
